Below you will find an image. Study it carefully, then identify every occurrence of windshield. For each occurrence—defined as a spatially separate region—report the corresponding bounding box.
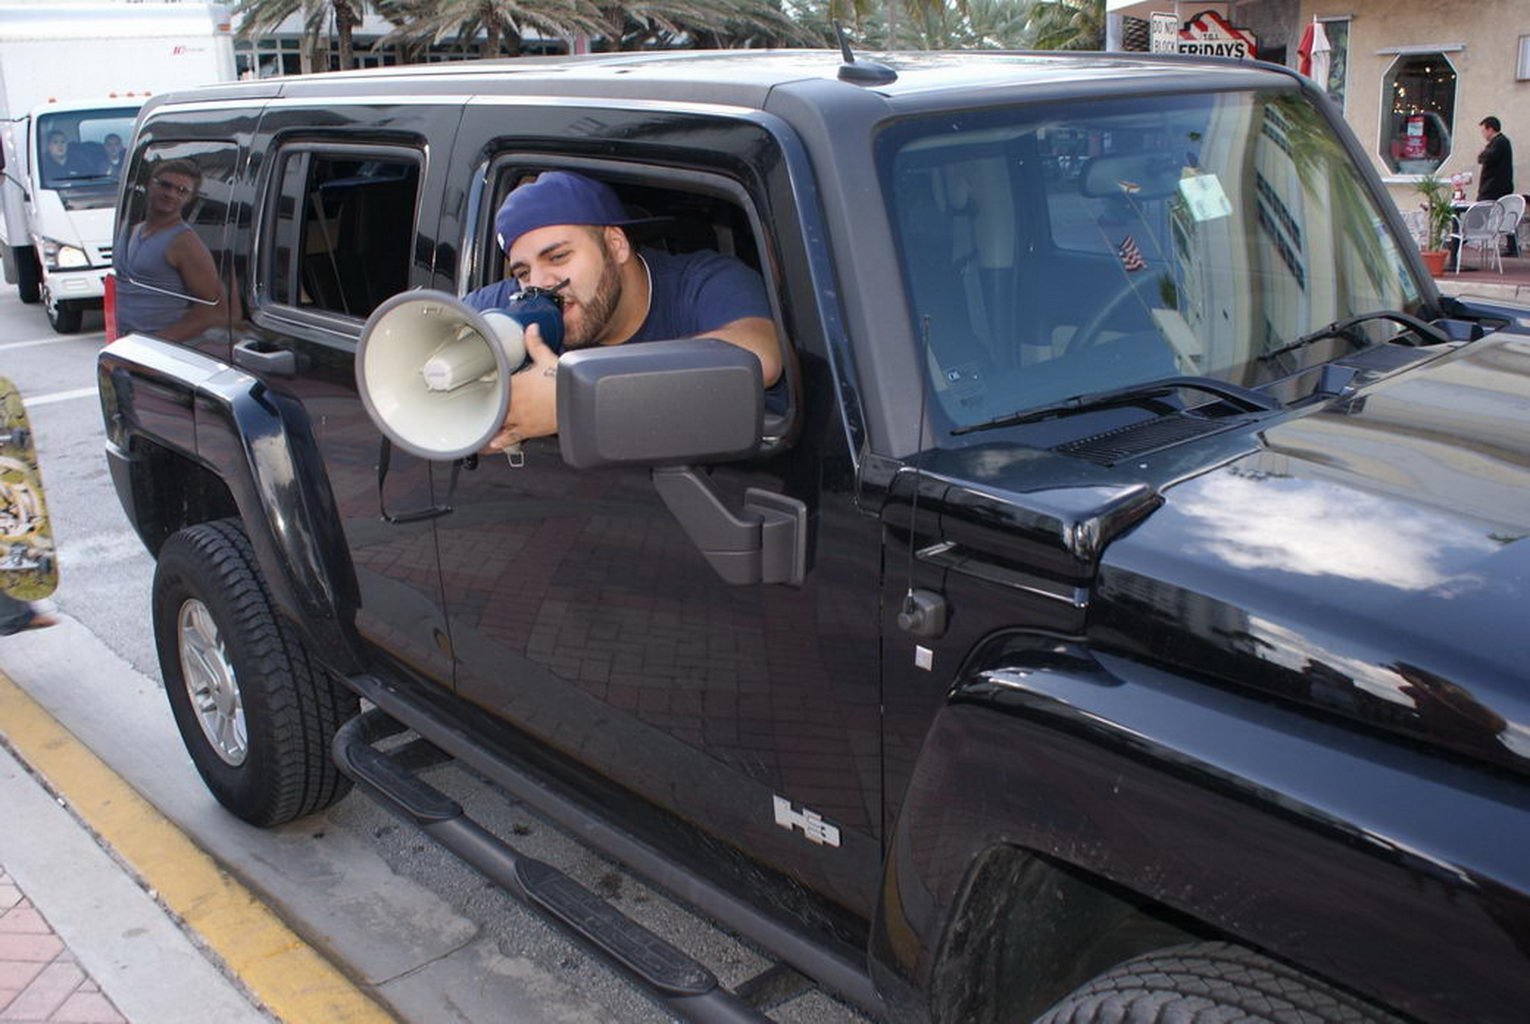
[36,107,138,190]
[879,89,1424,433]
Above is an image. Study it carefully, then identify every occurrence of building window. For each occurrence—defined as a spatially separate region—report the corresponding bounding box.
[1380,53,1457,175]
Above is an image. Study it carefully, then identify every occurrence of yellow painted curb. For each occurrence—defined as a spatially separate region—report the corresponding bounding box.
[0,669,396,1024]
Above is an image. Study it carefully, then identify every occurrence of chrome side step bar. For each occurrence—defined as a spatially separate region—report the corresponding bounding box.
[334,708,771,1024]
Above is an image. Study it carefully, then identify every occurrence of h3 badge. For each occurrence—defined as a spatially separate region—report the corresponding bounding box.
[772,795,841,848]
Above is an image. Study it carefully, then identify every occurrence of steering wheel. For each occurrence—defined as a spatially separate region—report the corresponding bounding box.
[1064,276,1154,356]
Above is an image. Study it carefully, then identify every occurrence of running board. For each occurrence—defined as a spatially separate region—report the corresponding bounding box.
[339,672,885,1019]
[334,709,769,1024]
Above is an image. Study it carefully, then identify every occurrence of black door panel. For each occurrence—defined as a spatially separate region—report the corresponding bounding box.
[432,109,883,917]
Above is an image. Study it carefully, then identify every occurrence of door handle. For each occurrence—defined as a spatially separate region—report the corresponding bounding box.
[232,337,297,377]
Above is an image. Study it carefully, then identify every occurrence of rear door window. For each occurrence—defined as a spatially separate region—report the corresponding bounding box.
[263,149,421,320]
[115,141,237,340]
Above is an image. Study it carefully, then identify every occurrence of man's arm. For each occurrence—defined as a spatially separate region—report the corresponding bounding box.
[485,316,783,453]
[705,316,781,387]
[157,230,226,341]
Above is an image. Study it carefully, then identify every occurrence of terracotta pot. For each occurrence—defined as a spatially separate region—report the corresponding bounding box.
[1420,249,1450,277]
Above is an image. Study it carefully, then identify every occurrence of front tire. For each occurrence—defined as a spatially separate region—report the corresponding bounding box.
[43,286,82,333]
[1036,942,1403,1024]
[153,518,356,826]
[14,246,40,304]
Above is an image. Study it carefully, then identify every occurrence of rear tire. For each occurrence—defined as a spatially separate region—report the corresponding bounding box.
[153,518,357,826]
[1036,941,1404,1024]
[14,246,40,304]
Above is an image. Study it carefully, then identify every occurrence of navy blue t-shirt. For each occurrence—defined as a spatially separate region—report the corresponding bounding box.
[465,247,783,411]
[464,247,771,353]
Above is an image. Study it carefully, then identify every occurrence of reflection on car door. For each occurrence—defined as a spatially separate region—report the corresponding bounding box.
[238,105,458,692]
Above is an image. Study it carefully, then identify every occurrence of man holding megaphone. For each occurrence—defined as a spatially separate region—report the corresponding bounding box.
[462,172,784,454]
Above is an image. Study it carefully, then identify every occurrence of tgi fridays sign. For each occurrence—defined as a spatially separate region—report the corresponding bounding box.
[1174,9,1258,60]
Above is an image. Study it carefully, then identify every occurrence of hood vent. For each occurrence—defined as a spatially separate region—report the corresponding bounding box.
[1054,414,1237,466]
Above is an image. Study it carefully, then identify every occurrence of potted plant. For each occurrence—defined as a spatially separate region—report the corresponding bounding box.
[1414,174,1455,276]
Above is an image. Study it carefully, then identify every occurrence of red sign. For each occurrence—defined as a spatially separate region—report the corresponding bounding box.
[1178,10,1259,60]
[1401,115,1428,160]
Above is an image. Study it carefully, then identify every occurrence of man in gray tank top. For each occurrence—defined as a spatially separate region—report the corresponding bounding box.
[115,158,224,340]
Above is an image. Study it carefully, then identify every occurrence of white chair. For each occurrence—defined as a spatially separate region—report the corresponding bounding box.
[1495,194,1525,258]
[1449,201,1503,274]
[1400,208,1428,250]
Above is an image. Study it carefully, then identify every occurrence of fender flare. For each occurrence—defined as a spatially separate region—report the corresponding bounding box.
[870,638,1530,1024]
[99,335,361,666]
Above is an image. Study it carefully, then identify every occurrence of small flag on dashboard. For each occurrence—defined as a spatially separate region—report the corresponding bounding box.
[1118,235,1145,272]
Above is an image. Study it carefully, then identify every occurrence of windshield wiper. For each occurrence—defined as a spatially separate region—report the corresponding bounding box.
[951,375,1281,436]
[1259,310,1450,364]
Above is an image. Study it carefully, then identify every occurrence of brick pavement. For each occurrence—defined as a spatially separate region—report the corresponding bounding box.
[0,870,126,1024]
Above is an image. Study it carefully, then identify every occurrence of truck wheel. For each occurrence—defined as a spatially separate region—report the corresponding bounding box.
[152,518,357,827]
[43,287,82,333]
[1035,942,1403,1024]
[14,246,40,304]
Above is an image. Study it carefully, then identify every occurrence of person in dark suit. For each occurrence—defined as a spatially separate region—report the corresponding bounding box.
[1477,116,1514,201]
[1477,117,1517,254]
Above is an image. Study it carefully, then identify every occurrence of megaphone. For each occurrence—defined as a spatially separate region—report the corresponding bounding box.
[356,288,563,460]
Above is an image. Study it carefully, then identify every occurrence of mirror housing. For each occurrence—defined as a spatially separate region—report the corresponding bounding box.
[558,338,764,469]
[1079,151,1182,200]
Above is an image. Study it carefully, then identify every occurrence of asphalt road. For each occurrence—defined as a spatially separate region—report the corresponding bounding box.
[0,293,869,1024]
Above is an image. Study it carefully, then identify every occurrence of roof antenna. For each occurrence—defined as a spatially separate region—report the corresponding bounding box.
[833,21,897,86]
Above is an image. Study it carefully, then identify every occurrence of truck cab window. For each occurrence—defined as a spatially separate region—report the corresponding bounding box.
[266,151,420,319]
[35,107,136,197]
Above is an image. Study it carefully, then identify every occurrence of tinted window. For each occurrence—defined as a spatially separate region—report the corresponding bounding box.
[115,142,236,340]
[879,90,1422,430]
[266,151,420,319]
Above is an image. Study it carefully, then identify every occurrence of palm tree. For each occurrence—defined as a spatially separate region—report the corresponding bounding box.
[782,0,971,50]
[233,0,372,71]
[1024,0,1103,51]
[378,0,609,58]
[896,0,1029,50]
[604,0,815,49]
[382,0,814,55]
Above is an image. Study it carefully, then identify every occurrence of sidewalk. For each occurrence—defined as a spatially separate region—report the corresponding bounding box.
[0,869,127,1024]
[0,733,273,1024]
[1432,251,1530,304]
[0,644,398,1024]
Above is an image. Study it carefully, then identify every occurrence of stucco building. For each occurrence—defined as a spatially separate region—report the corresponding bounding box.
[1108,1,1529,210]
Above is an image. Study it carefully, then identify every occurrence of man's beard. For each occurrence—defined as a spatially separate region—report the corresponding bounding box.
[561,252,623,350]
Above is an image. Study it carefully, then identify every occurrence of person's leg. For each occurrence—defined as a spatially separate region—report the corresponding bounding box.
[0,592,35,634]
[0,591,53,634]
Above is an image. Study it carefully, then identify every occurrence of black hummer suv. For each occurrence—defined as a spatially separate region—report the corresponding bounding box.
[98,50,1530,1024]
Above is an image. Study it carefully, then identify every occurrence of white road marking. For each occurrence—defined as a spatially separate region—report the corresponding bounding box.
[0,335,101,351]
[25,386,98,406]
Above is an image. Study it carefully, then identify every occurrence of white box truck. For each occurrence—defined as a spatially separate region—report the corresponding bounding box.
[0,3,235,331]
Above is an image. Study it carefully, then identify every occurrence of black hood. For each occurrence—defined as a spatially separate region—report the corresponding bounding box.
[1093,334,1530,775]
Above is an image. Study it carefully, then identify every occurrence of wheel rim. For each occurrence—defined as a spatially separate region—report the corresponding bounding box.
[177,598,247,766]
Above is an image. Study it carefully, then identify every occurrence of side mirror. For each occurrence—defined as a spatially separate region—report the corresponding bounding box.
[557,338,763,469]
